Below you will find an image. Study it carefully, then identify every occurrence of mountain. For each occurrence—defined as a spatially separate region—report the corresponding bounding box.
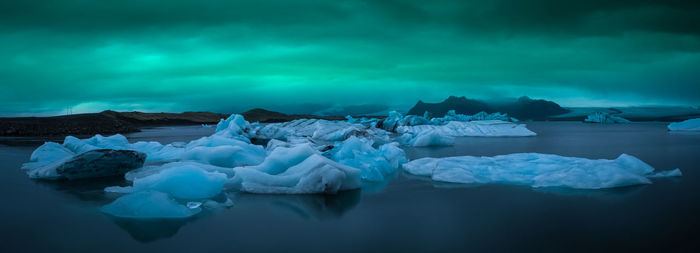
[407,96,493,117]
[407,96,569,120]
[240,108,345,123]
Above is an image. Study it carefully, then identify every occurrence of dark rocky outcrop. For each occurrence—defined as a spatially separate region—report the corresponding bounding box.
[407,96,569,120]
[55,149,146,180]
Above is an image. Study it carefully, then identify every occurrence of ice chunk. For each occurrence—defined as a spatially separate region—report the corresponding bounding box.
[242,144,319,175]
[584,112,630,124]
[232,154,361,194]
[24,149,146,180]
[181,145,265,167]
[328,136,407,181]
[107,165,227,199]
[380,110,518,130]
[186,202,203,209]
[667,118,700,131]
[648,168,682,178]
[101,191,201,219]
[254,118,391,142]
[403,153,681,189]
[404,129,455,147]
[215,114,253,136]
[397,120,536,137]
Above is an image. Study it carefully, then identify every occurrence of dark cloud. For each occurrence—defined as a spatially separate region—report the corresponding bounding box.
[0,0,699,115]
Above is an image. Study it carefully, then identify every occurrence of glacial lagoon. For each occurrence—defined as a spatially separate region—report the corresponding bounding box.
[1,122,699,252]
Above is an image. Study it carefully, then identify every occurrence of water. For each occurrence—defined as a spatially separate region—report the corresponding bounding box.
[1,123,699,252]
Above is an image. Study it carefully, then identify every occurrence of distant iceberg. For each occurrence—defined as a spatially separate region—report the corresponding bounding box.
[584,112,630,124]
[668,118,700,131]
[404,153,681,189]
[378,110,533,146]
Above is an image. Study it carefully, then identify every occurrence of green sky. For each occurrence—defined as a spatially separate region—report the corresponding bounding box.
[1,0,699,115]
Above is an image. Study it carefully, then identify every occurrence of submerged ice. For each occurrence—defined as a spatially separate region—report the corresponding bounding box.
[404,153,681,189]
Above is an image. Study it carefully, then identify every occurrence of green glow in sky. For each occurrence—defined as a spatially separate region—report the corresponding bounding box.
[1,0,699,115]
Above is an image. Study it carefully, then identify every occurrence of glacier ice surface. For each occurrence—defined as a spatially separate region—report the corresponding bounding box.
[404,153,681,189]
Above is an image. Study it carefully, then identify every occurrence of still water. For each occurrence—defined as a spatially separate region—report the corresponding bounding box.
[1,122,698,252]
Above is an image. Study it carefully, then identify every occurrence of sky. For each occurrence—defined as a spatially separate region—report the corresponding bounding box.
[1,0,699,116]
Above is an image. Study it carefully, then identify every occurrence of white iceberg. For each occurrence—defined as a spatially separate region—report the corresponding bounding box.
[403,153,681,189]
[397,120,536,137]
[379,110,518,131]
[101,191,202,219]
[254,118,390,142]
[667,118,700,131]
[231,154,361,194]
[327,136,407,181]
[401,129,455,147]
[584,112,630,124]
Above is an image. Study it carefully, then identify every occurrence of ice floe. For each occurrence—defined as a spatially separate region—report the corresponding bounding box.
[668,118,700,131]
[584,112,630,124]
[231,154,361,194]
[328,136,407,181]
[105,165,228,199]
[404,153,681,189]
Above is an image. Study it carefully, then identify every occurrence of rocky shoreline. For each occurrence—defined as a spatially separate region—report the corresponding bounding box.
[0,110,227,137]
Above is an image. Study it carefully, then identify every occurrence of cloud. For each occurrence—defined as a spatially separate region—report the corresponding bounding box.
[0,0,699,115]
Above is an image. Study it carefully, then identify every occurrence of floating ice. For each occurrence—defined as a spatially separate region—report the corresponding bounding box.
[23,148,146,180]
[404,153,681,189]
[328,136,407,181]
[106,165,227,199]
[254,118,390,142]
[231,154,362,194]
[101,191,202,219]
[668,118,700,131]
[402,129,455,147]
[397,120,536,137]
[379,110,518,131]
[584,112,630,124]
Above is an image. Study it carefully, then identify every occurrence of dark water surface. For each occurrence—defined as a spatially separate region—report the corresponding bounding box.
[1,123,699,252]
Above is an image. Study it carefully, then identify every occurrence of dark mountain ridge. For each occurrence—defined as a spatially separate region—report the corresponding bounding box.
[407,96,569,120]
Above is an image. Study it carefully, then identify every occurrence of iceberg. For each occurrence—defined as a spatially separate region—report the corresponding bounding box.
[379,110,518,131]
[106,165,228,199]
[231,154,361,194]
[584,112,630,124]
[254,118,390,142]
[667,118,700,131]
[401,129,455,147]
[101,191,202,219]
[327,136,407,181]
[23,149,146,180]
[397,120,536,137]
[403,153,681,189]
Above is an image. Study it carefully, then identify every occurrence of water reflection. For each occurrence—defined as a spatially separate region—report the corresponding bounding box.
[32,176,362,242]
[404,172,651,198]
[231,189,361,221]
[110,217,196,242]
